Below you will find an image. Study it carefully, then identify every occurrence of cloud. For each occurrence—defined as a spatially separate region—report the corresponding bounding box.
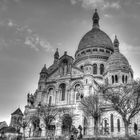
[103,1,120,9]
[70,0,121,10]
[71,0,77,5]
[0,19,54,52]
[0,0,21,12]
[120,41,140,54]
[104,14,112,18]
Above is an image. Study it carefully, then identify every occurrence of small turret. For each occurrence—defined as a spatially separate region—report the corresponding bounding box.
[40,64,48,74]
[64,51,67,55]
[39,64,48,91]
[92,9,100,28]
[114,35,119,52]
[54,48,59,63]
[39,64,48,80]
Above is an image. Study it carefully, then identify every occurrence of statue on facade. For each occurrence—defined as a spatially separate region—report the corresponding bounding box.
[78,125,83,140]
[31,116,41,137]
[27,93,35,107]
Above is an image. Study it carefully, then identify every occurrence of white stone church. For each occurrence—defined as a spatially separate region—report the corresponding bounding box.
[24,9,140,138]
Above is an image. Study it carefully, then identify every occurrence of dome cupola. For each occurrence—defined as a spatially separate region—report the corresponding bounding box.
[74,9,114,65]
[105,36,131,74]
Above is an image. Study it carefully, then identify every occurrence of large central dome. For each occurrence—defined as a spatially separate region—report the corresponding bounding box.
[77,28,113,53]
[75,9,114,62]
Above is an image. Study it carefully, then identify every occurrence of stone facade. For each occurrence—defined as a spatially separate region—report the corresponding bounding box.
[24,10,139,138]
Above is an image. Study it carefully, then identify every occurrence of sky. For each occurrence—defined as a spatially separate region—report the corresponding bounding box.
[0,0,140,125]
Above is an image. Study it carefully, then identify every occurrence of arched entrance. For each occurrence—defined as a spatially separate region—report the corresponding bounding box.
[31,116,41,137]
[44,115,56,138]
[61,114,72,136]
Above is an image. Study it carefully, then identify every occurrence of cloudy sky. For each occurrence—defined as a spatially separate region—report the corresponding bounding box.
[0,0,140,124]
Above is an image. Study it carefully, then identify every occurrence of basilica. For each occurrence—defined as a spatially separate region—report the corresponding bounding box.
[24,9,140,138]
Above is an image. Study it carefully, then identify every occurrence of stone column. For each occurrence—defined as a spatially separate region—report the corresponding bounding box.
[41,126,46,137]
[67,89,69,105]
[84,85,89,97]
[70,89,74,104]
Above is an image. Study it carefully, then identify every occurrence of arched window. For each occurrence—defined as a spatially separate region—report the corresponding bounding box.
[122,75,124,83]
[100,64,104,75]
[75,84,80,90]
[134,123,138,135]
[48,88,53,94]
[80,65,83,70]
[93,64,97,74]
[112,75,114,84]
[131,73,133,79]
[83,117,88,135]
[49,96,52,105]
[59,83,66,101]
[125,76,128,83]
[110,114,114,132]
[105,78,108,85]
[75,84,81,101]
[104,120,108,128]
[61,59,68,75]
[115,75,118,83]
[117,119,120,132]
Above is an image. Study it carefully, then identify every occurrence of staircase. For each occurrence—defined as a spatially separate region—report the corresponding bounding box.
[26,137,47,140]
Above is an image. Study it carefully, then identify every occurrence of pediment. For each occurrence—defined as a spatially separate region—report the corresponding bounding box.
[47,69,60,80]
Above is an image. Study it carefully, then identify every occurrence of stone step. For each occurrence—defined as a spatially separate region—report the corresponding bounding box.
[26,137,47,140]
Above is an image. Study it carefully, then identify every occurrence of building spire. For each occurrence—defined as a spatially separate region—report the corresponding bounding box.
[54,48,59,63]
[92,9,100,28]
[114,35,119,52]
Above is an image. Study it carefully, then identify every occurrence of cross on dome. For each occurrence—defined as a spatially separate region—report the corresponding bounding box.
[92,9,100,28]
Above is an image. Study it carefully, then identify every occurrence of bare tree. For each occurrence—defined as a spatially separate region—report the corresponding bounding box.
[59,109,78,137]
[38,103,60,137]
[79,94,103,138]
[20,120,28,140]
[28,102,79,139]
[30,115,41,137]
[22,121,28,140]
[101,80,140,137]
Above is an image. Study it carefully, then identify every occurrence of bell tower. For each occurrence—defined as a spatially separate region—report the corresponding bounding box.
[10,108,23,132]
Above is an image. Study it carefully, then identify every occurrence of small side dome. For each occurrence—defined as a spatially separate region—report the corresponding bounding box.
[105,36,132,74]
[105,53,130,73]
